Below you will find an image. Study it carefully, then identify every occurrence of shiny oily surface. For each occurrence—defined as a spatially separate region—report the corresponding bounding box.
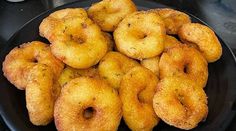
[88,0,137,32]
[26,64,57,126]
[39,8,108,69]
[153,76,208,130]
[178,23,223,63]
[98,51,139,89]
[2,41,64,90]
[149,8,191,35]
[120,66,159,131]
[54,77,122,131]
[114,11,165,60]
[159,45,208,88]
[58,66,99,87]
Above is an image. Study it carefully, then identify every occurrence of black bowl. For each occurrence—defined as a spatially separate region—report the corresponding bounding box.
[0,0,236,131]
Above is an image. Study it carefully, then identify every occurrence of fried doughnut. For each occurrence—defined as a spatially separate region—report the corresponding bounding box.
[114,11,165,60]
[178,23,222,62]
[119,66,159,131]
[39,8,88,39]
[58,66,99,87]
[159,45,208,87]
[153,76,208,130]
[39,8,108,69]
[141,56,160,77]
[2,41,64,90]
[88,0,137,32]
[150,8,191,34]
[164,35,181,51]
[98,51,139,89]
[26,64,59,125]
[103,32,115,51]
[54,77,122,131]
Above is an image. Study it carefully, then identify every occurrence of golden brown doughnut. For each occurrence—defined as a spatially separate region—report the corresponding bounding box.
[159,45,208,87]
[39,8,88,39]
[88,0,137,31]
[114,11,166,60]
[39,8,108,69]
[178,23,222,62]
[119,66,159,131]
[153,76,208,130]
[2,41,64,90]
[26,64,60,125]
[54,77,122,131]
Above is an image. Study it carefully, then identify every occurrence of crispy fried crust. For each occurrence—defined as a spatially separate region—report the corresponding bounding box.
[164,35,182,51]
[119,66,160,131]
[114,11,166,59]
[39,8,108,69]
[58,66,99,87]
[39,8,88,39]
[159,45,208,88]
[2,41,64,90]
[141,56,160,77]
[153,76,208,130]
[178,23,222,62]
[54,77,122,131]
[98,51,139,89]
[88,0,137,32]
[26,64,59,125]
[150,8,191,34]
[103,32,115,51]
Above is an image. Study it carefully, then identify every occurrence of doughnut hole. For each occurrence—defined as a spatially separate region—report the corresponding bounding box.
[44,12,108,69]
[135,31,148,40]
[137,85,154,104]
[183,64,189,73]
[32,59,38,63]
[114,11,165,59]
[128,28,150,45]
[64,24,88,45]
[83,107,96,120]
[159,45,208,87]
[137,89,146,104]
[153,76,208,130]
[119,66,159,131]
[70,35,86,44]
[2,41,64,90]
[54,77,122,131]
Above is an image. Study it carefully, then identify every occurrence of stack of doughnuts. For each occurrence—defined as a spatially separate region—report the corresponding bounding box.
[2,0,222,130]
[3,41,64,125]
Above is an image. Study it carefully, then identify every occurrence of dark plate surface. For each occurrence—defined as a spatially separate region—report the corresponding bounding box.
[0,0,236,131]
